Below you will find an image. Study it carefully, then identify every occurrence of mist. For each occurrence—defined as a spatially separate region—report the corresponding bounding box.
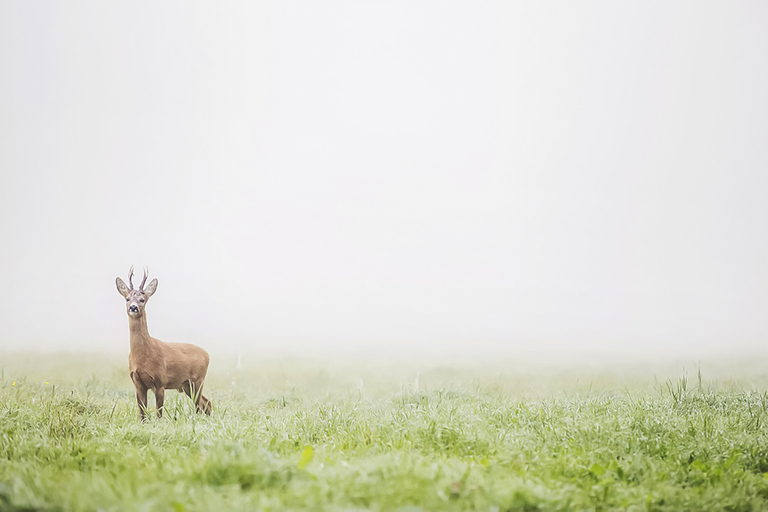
[1,1,767,361]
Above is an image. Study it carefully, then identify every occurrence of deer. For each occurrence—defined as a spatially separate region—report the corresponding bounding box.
[116,267,212,421]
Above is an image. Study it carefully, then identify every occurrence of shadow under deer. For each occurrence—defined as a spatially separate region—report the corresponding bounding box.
[116,267,212,421]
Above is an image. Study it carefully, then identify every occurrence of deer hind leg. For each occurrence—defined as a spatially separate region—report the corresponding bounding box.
[154,387,165,418]
[197,387,212,415]
[182,379,212,415]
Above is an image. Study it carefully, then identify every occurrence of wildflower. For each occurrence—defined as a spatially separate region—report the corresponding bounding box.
[12,381,15,386]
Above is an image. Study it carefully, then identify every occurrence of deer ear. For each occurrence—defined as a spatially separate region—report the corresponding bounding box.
[143,278,158,298]
[116,277,130,297]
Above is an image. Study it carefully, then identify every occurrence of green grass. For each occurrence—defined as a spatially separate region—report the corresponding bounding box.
[2,353,768,511]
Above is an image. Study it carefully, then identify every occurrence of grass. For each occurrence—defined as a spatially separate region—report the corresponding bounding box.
[2,353,768,511]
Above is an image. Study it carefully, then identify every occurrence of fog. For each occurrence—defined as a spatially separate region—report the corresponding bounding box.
[1,1,767,361]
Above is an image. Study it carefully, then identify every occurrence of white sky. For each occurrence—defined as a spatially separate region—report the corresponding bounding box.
[1,1,767,359]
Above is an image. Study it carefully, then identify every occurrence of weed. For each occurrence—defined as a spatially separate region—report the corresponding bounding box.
[1,354,768,511]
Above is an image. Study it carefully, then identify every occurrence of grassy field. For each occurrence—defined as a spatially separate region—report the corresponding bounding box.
[2,352,768,511]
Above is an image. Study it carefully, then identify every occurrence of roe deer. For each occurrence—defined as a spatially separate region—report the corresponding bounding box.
[116,267,212,420]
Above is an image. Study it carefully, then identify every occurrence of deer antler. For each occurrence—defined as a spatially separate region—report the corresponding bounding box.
[140,267,149,291]
[128,266,135,290]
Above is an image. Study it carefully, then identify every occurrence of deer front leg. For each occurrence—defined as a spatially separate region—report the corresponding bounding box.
[135,384,148,421]
[155,387,165,418]
[131,371,149,421]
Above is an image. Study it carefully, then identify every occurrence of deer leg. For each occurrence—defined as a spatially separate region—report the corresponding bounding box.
[130,371,149,422]
[155,387,165,418]
[202,395,212,415]
[135,384,148,422]
[181,380,212,415]
[181,380,193,399]
[181,380,198,410]
[196,385,212,415]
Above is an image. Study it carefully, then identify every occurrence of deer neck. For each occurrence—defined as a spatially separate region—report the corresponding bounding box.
[128,315,152,347]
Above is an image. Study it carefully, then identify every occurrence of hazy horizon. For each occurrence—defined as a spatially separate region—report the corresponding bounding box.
[2,2,767,361]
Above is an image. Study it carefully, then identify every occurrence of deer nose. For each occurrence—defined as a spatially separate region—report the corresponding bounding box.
[129,305,139,313]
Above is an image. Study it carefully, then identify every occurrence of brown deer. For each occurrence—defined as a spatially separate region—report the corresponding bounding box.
[116,267,212,420]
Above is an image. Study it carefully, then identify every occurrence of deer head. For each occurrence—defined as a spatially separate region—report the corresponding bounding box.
[116,266,158,318]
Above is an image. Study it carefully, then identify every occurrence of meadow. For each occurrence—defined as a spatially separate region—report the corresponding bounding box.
[2,352,768,511]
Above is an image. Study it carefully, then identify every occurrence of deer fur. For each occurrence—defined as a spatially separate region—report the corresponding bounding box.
[116,267,212,421]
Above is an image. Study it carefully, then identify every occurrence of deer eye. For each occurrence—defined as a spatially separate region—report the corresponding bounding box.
[140,298,145,303]
[126,297,129,302]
